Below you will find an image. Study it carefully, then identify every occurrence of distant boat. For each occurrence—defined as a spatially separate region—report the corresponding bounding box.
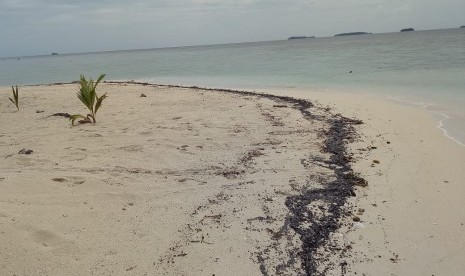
[334,32,371,37]
[51,52,59,55]
[288,36,315,40]
[400,28,414,32]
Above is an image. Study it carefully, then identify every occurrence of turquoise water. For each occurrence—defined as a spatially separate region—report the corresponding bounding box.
[1,28,464,144]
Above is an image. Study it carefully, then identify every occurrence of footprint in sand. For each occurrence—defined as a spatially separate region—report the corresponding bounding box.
[52,176,86,187]
[32,229,66,248]
[118,145,143,152]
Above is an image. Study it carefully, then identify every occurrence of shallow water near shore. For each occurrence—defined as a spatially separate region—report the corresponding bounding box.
[1,28,464,144]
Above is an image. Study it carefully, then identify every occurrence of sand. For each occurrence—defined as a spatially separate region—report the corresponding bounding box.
[270,89,465,275]
[1,83,464,275]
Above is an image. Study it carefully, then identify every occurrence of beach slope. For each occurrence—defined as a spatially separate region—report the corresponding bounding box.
[1,83,464,275]
[1,83,362,275]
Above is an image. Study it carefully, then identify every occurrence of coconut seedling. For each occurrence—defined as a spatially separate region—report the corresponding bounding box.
[9,85,19,110]
[70,74,107,125]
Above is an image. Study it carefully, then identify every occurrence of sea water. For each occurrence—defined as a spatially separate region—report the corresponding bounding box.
[1,28,464,145]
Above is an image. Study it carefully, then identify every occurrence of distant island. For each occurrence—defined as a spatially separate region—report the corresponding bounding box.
[461,25,465,28]
[288,36,315,40]
[51,53,59,55]
[400,28,414,32]
[334,32,371,37]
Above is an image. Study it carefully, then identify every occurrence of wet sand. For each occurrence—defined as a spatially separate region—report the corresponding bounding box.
[1,82,464,275]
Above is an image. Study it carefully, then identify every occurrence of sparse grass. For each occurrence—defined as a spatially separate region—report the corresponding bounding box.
[70,74,107,125]
[9,86,19,111]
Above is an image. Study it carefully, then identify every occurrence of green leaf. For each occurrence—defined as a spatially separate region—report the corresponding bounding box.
[10,86,19,110]
[77,75,96,112]
[95,93,107,114]
[95,74,106,88]
[73,74,106,124]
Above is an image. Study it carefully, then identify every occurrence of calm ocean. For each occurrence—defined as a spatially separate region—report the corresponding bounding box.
[1,28,464,145]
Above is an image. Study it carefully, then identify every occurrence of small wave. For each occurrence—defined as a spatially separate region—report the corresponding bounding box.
[433,111,465,147]
[380,95,465,147]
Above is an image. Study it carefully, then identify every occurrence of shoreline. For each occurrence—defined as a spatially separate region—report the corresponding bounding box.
[115,80,465,148]
[435,110,465,147]
[16,76,465,148]
[1,82,465,275]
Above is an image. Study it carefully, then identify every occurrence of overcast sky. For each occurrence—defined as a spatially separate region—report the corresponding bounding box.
[1,0,464,57]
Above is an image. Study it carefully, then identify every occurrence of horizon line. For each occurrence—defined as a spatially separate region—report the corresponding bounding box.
[1,26,462,59]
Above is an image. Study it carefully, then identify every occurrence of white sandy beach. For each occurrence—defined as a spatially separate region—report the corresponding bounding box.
[1,83,464,275]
